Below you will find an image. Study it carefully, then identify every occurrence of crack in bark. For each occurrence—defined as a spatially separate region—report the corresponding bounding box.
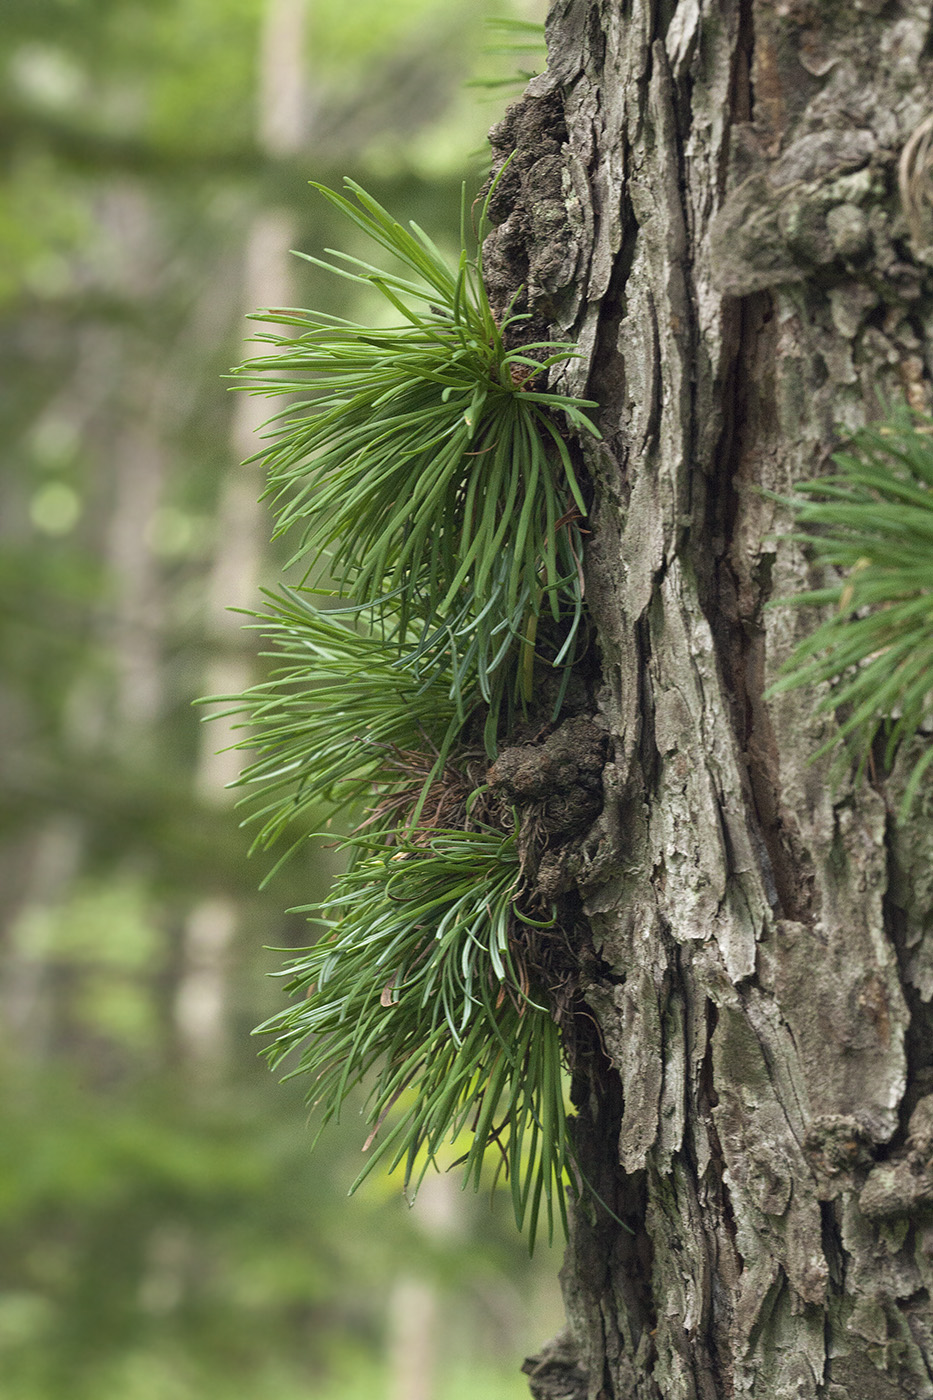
[884,812,933,1141]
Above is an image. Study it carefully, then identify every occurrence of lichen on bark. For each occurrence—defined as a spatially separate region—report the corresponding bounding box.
[495,2,933,1396]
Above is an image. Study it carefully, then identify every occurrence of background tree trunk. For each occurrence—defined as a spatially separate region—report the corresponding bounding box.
[182,0,309,1080]
[488,3,933,1396]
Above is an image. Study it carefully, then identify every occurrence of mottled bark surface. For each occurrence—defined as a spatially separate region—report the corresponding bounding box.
[486,2,933,1396]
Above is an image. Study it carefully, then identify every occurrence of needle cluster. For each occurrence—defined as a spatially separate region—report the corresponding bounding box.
[241,178,596,735]
[769,410,933,811]
[220,176,600,1246]
[261,826,569,1243]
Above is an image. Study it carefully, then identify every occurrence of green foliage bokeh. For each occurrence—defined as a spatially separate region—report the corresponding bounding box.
[0,1,557,1397]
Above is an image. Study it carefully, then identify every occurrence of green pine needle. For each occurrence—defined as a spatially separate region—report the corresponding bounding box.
[256,825,571,1249]
[235,177,598,716]
[768,410,933,811]
[208,589,465,853]
[466,19,546,93]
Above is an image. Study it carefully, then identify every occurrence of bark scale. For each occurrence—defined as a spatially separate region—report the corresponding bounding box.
[485,2,933,1396]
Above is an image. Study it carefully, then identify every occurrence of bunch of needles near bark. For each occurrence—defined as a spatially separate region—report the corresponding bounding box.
[769,409,933,811]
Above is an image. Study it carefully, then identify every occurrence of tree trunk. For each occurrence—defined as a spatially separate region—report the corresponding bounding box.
[181,0,308,1078]
[487,3,933,1396]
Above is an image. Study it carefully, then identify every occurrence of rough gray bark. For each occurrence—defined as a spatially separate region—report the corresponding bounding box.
[485,2,933,1396]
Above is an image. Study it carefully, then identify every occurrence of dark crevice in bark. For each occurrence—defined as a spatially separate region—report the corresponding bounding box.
[884,816,933,1137]
[698,999,743,1272]
[819,1199,846,1290]
[688,0,821,931]
[702,295,809,922]
[567,1049,657,1388]
[657,0,679,39]
[702,279,825,925]
[661,50,701,562]
[635,611,661,794]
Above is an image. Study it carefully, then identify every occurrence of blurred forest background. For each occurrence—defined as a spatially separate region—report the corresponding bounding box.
[0,2,563,1397]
